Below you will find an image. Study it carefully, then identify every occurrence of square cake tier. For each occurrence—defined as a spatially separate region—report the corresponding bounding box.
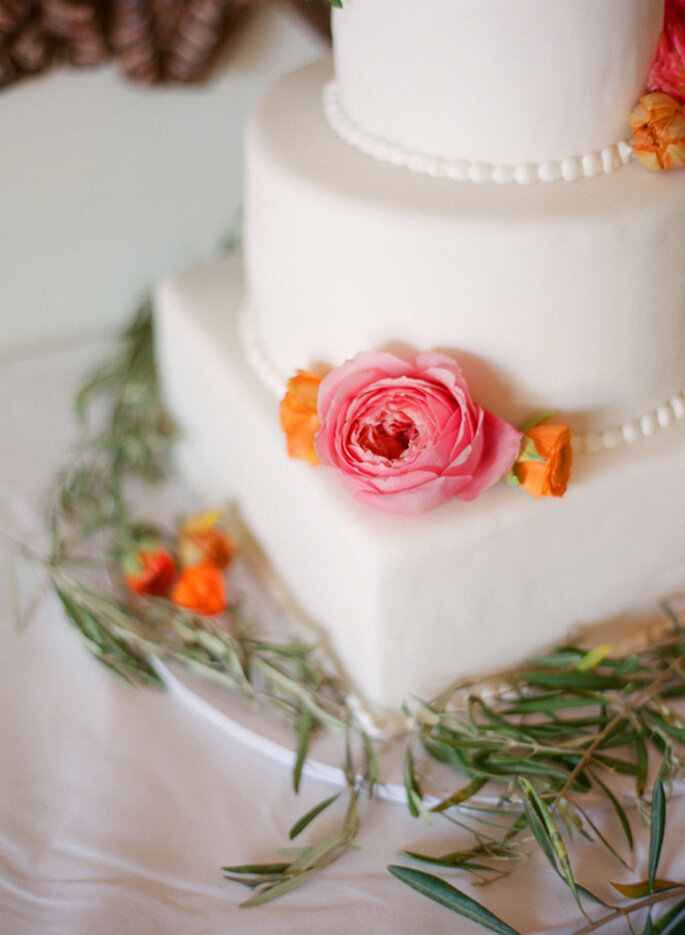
[155,254,685,713]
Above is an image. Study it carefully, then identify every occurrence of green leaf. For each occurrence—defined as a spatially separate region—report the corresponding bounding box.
[293,705,313,794]
[591,772,634,852]
[289,793,341,840]
[431,777,488,813]
[516,437,547,463]
[240,867,321,907]
[519,411,557,433]
[519,779,582,911]
[403,747,422,817]
[387,866,522,935]
[654,898,685,934]
[222,862,291,875]
[288,830,347,875]
[519,785,559,873]
[649,780,666,893]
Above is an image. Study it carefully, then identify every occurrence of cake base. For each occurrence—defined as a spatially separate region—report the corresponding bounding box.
[155,254,685,712]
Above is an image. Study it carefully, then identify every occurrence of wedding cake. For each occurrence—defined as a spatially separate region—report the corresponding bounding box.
[156,0,685,713]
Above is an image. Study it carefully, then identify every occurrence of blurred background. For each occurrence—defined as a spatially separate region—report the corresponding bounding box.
[0,0,328,355]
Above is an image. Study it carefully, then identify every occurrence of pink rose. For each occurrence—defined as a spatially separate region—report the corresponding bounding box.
[648,23,685,104]
[665,0,685,25]
[314,351,522,514]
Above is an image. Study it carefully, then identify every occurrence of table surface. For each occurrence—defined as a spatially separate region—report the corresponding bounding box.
[2,338,684,935]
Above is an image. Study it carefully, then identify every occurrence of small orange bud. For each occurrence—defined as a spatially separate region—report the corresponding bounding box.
[279,371,322,465]
[178,512,236,570]
[124,545,177,596]
[630,93,685,171]
[515,424,572,499]
[170,562,227,616]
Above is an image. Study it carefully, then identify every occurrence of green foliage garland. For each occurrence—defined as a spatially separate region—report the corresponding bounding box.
[26,301,685,935]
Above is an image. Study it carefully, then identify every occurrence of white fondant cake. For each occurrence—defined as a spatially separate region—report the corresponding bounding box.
[156,1,685,712]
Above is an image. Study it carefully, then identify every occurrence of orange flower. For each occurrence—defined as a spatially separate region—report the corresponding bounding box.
[514,424,572,499]
[178,511,236,570]
[630,93,685,171]
[279,370,322,465]
[170,561,228,615]
[124,544,177,596]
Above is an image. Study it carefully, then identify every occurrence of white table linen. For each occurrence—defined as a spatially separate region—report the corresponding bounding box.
[2,339,684,935]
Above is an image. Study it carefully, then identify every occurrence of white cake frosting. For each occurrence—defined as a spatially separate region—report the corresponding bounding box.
[244,59,685,436]
[155,0,685,711]
[322,80,636,185]
[332,0,663,166]
[156,257,685,711]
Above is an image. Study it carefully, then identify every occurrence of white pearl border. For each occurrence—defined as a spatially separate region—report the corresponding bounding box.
[323,81,635,185]
[239,303,684,456]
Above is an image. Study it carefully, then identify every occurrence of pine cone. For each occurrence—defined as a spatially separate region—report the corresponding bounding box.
[164,0,232,82]
[41,0,108,67]
[0,47,16,86]
[108,0,160,83]
[151,0,182,51]
[0,0,31,41]
[10,14,52,70]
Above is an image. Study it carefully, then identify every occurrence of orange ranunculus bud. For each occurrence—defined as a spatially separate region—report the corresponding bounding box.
[514,424,572,499]
[279,370,322,465]
[123,544,177,596]
[630,93,685,171]
[178,511,236,570]
[170,562,227,615]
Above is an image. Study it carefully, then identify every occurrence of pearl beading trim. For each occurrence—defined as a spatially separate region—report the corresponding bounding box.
[323,81,635,185]
[239,302,684,455]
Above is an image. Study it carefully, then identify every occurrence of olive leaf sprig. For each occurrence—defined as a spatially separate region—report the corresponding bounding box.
[37,299,350,751]
[390,630,685,932]
[35,299,685,935]
[389,779,685,935]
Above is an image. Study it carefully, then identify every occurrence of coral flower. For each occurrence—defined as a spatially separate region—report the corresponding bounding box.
[178,511,236,570]
[647,22,685,105]
[314,351,521,514]
[170,561,228,616]
[514,424,572,499]
[630,93,685,170]
[280,370,323,465]
[124,544,177,596]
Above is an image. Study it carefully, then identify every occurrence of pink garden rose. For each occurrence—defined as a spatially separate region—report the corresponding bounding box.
[648,2,685,104]
[314,351,522,514]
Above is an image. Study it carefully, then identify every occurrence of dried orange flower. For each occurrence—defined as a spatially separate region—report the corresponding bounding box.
[170,561,228,616]
[514,424,572,499]
[630,93,685,171]
[279,370,322,465]
[123,544,177,596]
[178,511,236,570]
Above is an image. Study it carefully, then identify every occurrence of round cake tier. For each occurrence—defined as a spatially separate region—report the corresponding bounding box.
[243,60,685,435]
[332,0,663,166]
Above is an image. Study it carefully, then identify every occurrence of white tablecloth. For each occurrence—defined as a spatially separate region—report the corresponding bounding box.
[2,339,684,935]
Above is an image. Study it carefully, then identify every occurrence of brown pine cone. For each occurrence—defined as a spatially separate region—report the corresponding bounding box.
[0,0,32,42]
[108,0,160,82]
[151,0,182,51]
[10,14,53,70]
[0,47,16,86]
[41,0,108,66]
[164,0,236,82]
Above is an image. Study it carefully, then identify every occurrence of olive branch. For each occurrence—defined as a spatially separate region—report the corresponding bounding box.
[20,300,685,935]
